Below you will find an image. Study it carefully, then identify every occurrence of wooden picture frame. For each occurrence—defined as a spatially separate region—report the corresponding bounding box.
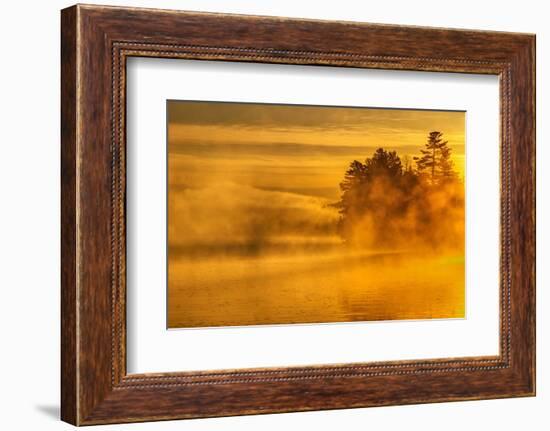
[61,4,535,425]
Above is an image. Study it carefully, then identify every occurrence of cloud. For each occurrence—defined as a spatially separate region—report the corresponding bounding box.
[169,141,462,160]
[168,100,465,135]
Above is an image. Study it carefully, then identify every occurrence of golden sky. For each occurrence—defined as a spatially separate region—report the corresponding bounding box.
[168,101,465,203]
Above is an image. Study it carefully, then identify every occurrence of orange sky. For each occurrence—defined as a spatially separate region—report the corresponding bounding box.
[168,101,465,202]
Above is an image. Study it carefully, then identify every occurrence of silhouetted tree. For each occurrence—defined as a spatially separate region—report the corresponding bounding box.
[365,148,403,178]
[438,144,457,181]
[336,148,410,246]
[334,136,463,250]
[339,160,368,194]
[414,131,454,183]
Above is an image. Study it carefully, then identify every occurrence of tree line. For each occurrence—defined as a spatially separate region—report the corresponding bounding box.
[333,131,464,251]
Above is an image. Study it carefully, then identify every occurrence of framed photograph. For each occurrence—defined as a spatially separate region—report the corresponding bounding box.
[61,4,535,425]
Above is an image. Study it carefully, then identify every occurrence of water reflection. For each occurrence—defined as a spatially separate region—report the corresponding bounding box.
[168,247,464,328]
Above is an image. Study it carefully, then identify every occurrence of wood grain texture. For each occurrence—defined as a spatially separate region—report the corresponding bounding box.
[61,4,535,425]
[60,5,78,425]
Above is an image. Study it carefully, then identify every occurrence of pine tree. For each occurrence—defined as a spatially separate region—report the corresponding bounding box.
[438,144,456,180]
[414,131,454,183]
[365,148,403,178]
[335,148,405,245]
[339,160,368,193]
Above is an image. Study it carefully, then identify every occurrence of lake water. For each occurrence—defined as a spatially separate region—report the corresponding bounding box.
[167,248,465,328]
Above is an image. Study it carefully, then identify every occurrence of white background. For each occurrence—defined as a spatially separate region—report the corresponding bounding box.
[127,59,500,373]
[0,0,546,430]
